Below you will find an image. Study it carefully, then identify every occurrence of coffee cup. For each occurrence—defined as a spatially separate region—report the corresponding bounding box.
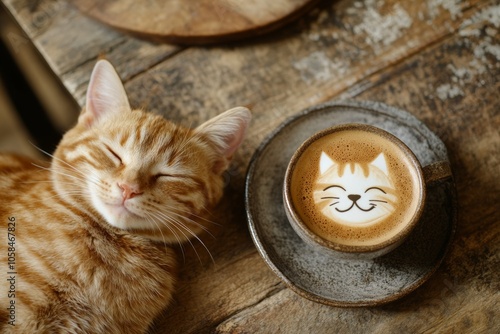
[283,123,451,259]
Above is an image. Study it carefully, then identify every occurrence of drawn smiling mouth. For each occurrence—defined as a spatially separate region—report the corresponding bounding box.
[335,201,375,213]
[334,194,376,213]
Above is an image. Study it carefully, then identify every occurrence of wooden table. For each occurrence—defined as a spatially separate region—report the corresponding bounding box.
[3,0,499,332]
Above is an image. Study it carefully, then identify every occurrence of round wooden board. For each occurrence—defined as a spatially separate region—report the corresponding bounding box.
[72,0,321,44]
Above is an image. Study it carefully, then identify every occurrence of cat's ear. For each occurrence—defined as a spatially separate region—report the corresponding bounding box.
[319,151,335,175]
[79,60,131,127]
[370,153,389,175]
[195,107,251,174]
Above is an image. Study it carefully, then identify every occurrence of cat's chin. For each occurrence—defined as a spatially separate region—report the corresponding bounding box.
[94,199,146,230]
[109,204,143,224]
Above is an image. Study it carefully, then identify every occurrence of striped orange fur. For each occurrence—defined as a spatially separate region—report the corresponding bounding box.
[0,60,251,333]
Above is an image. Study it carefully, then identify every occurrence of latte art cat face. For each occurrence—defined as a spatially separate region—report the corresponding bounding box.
[314,152,397,226]
[288,126,422,248]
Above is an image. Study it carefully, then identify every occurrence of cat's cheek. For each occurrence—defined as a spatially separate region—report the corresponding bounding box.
[87,181,121,226]
[323,206,342,223]
[363,211,385,224]
[89,191,113,222]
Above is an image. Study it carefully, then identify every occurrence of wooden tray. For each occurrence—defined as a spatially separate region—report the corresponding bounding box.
[72,0,321,44]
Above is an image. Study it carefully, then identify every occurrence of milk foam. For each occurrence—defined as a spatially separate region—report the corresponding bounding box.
[290,129,421,247]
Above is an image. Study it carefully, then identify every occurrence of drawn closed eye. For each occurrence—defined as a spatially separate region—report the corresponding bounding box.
[321,185,345,207]
[365,187,386,194]
[323,185,346,192]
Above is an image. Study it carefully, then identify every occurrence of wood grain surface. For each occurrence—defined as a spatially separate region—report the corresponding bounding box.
[2,0,499,332]
[71,0,322,44]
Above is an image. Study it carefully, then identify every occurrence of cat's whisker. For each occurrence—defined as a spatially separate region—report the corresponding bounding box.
[33,164,89,185]
[20,177,89,195]
[30,143,95,180]
[199,204,219,220]
[48,188,92,199]
[153,209,213,240]
[34,152,102,186]
[155,201,219,228]
[184,207,221,226]
[144,212,167,245]
[166,210,214,236]
[28,141,56,159]
[329,201,340,206]
[146,211,187,263]
[27,190,91,205]
[148,210,188,239]
[150,211,207,264]
[173,221,215,265]
[93,183,112,199]
[21,177,84,187]
[167,203,221,226]
[80,166,102,185]
[152,210,215,264]
[151,204,215,238]
[54,165,101,186]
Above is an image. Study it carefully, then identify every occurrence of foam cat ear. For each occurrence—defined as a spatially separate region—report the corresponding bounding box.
[370,153,389,175]
[319,151,335,175]
[195,107,251,174]
[79,60,131,127]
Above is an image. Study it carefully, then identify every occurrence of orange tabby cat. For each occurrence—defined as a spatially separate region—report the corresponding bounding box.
[0,60,251,333]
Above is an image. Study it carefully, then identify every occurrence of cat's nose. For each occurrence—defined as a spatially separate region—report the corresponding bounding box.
[118,183,143,200]
[348,194,361,202]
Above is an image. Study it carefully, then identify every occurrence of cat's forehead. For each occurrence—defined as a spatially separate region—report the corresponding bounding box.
[101,111,172,135]
[102,113,187,147]
[318,163,394,190]
[321,162,365,177]
[320,166,364,184]
[94,113,196,166]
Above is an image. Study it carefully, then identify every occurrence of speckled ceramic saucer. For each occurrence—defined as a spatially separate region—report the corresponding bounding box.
[245,100,457,307]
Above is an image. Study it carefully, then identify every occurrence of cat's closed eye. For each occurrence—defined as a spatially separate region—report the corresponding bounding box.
[155,173,174,180]
[154,173,194,182]
[104,145,122,165]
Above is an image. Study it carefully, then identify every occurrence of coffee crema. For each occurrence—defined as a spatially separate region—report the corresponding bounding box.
[289,127,422,247]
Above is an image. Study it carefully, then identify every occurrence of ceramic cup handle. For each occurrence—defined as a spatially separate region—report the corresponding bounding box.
[422,161,452,186]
